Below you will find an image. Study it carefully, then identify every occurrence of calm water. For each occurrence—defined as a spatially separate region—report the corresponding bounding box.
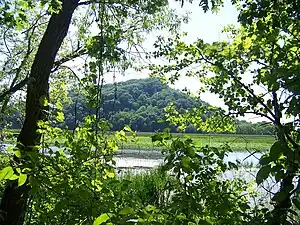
[115,149,262,169]
[1,144,262,169]
[1,144,278,201]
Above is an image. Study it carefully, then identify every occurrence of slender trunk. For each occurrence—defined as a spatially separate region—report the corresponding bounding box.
[271,91,294,224]
[0,1,79,224]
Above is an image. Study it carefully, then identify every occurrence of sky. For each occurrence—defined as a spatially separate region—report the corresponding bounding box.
[105,0,239,94]
[102,0,268,122]
[87,0,274,123]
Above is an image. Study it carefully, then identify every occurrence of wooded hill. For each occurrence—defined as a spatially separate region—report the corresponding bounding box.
[63,78,274,135]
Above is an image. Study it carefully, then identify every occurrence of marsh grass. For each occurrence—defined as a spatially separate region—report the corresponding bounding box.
[119,167,174,207]
[121,133,275,152]
[5,130,275,152]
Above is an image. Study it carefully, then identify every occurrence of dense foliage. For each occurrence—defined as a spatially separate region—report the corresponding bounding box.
[0,125,266,225]
[6,77,275,135]
[150,0,300,223]
[62,77,274,134]
[63,78,206,132]
[0,0,299,224]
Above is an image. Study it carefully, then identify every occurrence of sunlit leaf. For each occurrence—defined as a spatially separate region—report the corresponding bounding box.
[119,207,134,215]
[18,173,27,186]
[94,213,112,225]
[0,166,14,180]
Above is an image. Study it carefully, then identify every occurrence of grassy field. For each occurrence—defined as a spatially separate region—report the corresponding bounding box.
[120,133,275,152]
[3,130,275,152]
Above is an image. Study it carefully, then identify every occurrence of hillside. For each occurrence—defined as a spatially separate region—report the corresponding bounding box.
[63,78,274,135]
[64,78,207,132]
[5,78,274,134]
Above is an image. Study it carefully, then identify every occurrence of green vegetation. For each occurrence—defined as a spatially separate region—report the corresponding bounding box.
[7,77,275,135]
[119,167,174,207]
[121,133,275,152]
[0,0,299,224]
[3,130,274,152]
[0,128,265,224]
[151,0,300,222]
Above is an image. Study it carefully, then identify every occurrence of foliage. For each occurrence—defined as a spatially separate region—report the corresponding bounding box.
[0,0,298,224]
[119,167,174,207]
[0,0,189,223]
[147,130,265,224]
[0,121,267,225]
[63,78,207,132]
[5,77,275,135]
[149,0,300,223]
[122,132,274,152]
[40,77,275,135]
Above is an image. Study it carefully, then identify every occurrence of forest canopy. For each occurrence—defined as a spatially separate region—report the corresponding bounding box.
[63,78,274,134]
[0,0,298,224]
[6,77,275,134]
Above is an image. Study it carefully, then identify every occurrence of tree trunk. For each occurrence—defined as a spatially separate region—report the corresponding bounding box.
[0,1,79,224]
[271,91,294,224]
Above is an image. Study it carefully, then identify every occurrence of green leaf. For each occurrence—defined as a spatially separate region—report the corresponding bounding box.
[123,125,132,132]
[275,170,284,182]
[292,196,300,210]
[186,147,195,157]
[106,171,115,178]
[56,111,65,122]
[176,213,186,220]
[272,191,287,202]
[219,199,229,216]
[145,205,156,212]
[18,174,27,186]
[14,150,21,158]
[40,96,49,106]
[181,156,191,169]
[256,165,271,185]
[119,207,134,215]
[259,154,272,165]
[0,166,14,180]
[8,174,19,180]
[270,141,283,160]
[157,118,165,123]
[94,213,112,225]
[55,101,63,111]
[151,134,162,142]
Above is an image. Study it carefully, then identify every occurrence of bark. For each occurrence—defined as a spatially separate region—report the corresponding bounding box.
[271,91,294,224]
[0,1,79,224]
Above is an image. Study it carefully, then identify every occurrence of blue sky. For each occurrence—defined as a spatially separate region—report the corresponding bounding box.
[107,1,246,117]
[101,1,274,123]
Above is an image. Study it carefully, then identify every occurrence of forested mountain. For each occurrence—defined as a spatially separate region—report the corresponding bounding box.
[64,78,207,132]
[5,78,274,134]
[63,78,275,134]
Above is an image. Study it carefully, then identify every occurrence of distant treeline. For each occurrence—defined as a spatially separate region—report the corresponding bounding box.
[62,78,274,135]
[5,78,274,135]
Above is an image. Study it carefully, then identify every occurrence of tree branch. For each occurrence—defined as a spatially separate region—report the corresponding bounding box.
[0,17,37,111]
[195,46,277,121]
[227,111,276,123]
[0,78,30,102]
[52,48,87,72]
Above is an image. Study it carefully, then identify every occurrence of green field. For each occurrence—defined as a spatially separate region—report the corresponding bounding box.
[120,133,275,152]
[4,130,275,152]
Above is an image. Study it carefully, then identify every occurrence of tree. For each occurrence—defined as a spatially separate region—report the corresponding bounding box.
[63,78,208,132]
[0,0,186,224]
[151,0,300,223]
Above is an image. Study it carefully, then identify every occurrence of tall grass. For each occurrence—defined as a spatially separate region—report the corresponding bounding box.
[122,133,275,152]
[119,167,174,207]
